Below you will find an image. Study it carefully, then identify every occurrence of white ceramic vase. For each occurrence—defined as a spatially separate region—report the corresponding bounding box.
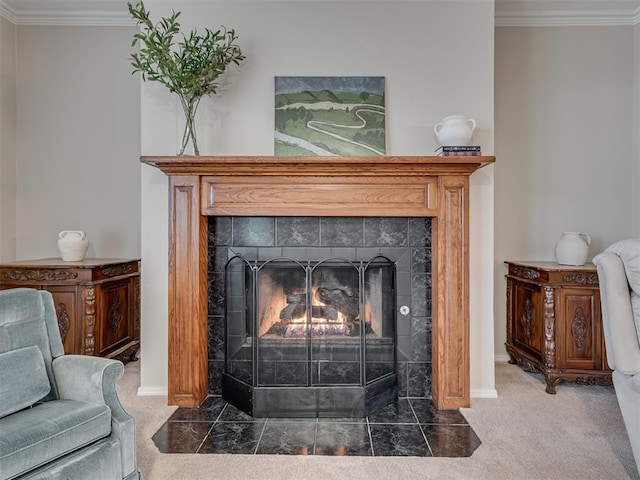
[554,232,591,266]
[57,230,89,262]
[434,115,476,146]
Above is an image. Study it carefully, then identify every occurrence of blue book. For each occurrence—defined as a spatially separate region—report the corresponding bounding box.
[435,145,481,153]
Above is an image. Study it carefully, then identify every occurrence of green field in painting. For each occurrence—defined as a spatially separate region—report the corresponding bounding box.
[275,90,386,156]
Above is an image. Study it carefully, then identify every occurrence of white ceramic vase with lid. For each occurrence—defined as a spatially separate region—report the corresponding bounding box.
[434,115,477,146]
[554,232,591,266]
[57,230,89,262]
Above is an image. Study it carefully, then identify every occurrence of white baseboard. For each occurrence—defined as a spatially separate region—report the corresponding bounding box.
[137,386,168,396]
[494,354,511,363]
[471,388,498,399]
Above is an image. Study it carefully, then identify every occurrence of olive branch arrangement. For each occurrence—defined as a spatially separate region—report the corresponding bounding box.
[128,1,245,155]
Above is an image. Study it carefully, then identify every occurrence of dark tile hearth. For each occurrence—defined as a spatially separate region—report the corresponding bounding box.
[152,397,480,457]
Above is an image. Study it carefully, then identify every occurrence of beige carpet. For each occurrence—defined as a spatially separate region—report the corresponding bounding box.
[117,361,639,480]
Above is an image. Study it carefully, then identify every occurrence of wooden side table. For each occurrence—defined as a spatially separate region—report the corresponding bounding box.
[505,261,612,393]
[0,258,140,363]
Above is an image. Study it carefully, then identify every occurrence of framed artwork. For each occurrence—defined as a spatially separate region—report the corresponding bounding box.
[275,76,386,156]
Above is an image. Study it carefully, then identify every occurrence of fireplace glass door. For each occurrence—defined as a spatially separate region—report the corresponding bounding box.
[224,255,396,417]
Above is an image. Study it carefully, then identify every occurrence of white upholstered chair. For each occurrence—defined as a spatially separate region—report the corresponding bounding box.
[593,238,640,475]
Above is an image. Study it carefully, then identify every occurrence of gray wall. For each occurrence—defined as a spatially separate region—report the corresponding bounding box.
[494,26,636,359]
[635,23,640,236]
[15,26,140,260]
[0,16,16,262]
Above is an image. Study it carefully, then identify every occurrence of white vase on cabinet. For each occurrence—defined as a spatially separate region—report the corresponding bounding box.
[57,230,89,262]
[554,232,591,266]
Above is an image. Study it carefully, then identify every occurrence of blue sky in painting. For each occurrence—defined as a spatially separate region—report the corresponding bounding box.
[275,76,385,96]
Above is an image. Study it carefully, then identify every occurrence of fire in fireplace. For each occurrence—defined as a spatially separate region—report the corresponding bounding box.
[222,255,397,417]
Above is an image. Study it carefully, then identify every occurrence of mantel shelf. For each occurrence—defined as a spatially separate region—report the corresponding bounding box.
[140,155,495,176]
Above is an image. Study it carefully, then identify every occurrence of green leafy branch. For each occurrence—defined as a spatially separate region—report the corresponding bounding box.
[128,1,245,102]
[127,1,246,154]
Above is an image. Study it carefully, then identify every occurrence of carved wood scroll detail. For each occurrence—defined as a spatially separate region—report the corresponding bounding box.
[56,303,70,343]
[571,307,588,350]
[134,280,140,337]
[2,269,78,281]
[108,296,123,334]
[506,280,513,341]
[84,286,96,355]
[102,264,133,277]
[543,287,556,369]
[521,298,534,343]
[514,267,540,280]
[562,273,598,286]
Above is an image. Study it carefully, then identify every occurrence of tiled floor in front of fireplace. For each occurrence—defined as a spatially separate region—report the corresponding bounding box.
[152,396,481,457]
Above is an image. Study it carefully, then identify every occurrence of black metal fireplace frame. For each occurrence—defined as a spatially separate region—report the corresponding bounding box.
[222,255,398,417]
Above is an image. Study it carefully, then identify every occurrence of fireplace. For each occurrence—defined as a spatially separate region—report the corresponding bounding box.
[140,155,494,410]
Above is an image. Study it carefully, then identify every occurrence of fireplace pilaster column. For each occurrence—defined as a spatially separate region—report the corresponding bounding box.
[168,176,208,406]
[432,175,470,409]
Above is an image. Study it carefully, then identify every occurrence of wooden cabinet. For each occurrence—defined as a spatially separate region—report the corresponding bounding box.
[0,258,140,363]
[505,261,612,393]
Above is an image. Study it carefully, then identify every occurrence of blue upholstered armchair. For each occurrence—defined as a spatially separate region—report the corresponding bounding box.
[0,288,142,480]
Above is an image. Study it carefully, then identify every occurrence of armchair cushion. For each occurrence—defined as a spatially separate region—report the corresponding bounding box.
[0,399,111,480]
[606,238,640,295]
[605,238,640,341]
[0,346,50,418]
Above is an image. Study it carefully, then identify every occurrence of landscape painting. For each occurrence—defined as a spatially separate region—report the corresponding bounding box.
[275,76,386,156]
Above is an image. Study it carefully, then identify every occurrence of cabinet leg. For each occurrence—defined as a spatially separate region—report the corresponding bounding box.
[544,375,557,394]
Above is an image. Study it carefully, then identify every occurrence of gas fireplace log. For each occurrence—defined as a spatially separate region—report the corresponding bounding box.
[279,286,360,322]
[280,303,306,321]
[279,304,339,322]
[316,287,359,321]
[311,305,339,321]
[286,293,306,304]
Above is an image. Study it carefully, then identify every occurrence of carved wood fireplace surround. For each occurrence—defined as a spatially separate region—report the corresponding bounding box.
[141,155,495,410]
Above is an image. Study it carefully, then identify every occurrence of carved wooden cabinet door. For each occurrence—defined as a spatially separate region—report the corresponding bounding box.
[46,285,80,355]
[556,287,603,371]
[97,279,134,358]
[513,283,543,358]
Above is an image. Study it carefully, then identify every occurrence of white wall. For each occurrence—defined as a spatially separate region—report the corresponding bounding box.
[139,0,497,398]
[15,26,141,260]
[0,16,16,262]
[494,26,635,360]
[635,23,640,236]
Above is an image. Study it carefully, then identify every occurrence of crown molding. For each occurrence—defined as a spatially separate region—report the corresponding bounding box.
[496,7,640,26]
[0,1,135,26]
[1,0,639,28]
[496,0,640,27]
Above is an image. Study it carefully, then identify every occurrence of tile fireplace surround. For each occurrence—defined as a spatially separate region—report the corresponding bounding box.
[141,155,495,410]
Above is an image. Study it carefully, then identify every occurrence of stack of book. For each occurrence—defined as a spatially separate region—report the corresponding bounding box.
[435,146,481,156]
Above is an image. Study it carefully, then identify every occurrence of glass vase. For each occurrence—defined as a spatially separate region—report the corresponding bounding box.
[178,95,201,156]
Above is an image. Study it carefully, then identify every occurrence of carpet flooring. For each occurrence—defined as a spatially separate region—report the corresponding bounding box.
[118,361,639,480]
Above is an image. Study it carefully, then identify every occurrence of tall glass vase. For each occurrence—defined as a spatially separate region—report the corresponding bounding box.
[178,95,201,156]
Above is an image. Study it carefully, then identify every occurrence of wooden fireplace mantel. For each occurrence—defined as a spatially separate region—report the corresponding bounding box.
[141,155,495,409]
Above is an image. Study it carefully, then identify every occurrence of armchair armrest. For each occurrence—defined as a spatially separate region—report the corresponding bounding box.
[593,252,640,375]
[53,355,123,405]
[52,355,139,479]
